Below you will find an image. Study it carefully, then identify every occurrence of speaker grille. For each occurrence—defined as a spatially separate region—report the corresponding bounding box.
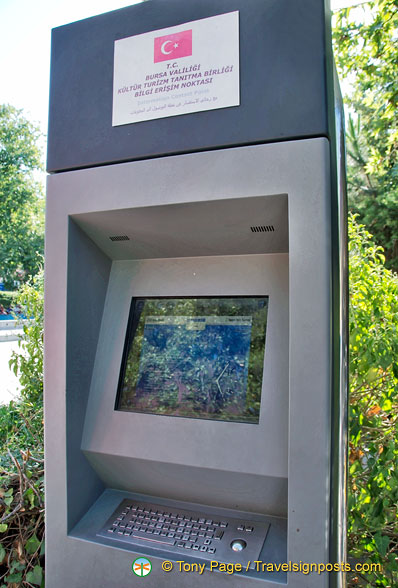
[109,235,130,242]
[250,225,275,233]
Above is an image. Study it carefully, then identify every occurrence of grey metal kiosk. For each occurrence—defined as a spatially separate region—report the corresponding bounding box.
[44,1,348,587]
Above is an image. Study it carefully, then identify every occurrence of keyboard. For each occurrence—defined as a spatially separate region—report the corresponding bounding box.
[97,498,270,568]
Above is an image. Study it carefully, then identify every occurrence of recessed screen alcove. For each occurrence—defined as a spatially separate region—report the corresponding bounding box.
[79,193,290,515]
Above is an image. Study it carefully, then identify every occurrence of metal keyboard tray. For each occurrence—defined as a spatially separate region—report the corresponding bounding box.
[97,498,270,569]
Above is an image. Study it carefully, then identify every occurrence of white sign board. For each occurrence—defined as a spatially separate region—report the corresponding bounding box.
[112,11,240,126]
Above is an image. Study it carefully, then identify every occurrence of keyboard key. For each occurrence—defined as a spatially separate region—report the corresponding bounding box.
[208,547,216,554]
[131,532,176,547]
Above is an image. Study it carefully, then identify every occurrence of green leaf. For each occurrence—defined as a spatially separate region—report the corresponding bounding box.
[382,398,392,411]
[0,545,5,562]
[26,565,43,586]
[374,533,390,557]
[5,573,23,584]
[25,533,40,555]
[0,524,8,533]
[10,561,25,572]
[24,488,35,509]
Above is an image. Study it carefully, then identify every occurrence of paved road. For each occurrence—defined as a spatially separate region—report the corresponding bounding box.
[0,339,21,405]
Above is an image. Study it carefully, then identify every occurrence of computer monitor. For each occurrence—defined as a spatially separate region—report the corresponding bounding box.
[116,296,269,424]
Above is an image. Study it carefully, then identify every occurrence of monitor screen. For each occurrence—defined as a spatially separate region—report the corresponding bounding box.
[116,297,268,423]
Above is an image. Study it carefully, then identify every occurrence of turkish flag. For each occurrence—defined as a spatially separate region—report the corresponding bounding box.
[154,29,192,63]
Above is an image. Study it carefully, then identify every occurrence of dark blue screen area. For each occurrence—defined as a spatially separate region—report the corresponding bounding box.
[117,297,268,423]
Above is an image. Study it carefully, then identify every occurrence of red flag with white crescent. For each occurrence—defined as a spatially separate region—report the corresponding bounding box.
[154,29,192,63]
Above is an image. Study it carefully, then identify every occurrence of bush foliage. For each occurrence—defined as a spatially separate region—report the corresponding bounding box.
[0,294,18,313]
[348,215,398,587]
[0,271,44,587]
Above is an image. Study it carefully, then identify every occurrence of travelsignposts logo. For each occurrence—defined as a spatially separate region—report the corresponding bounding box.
[154,29,193,62]
[132,557,152,577]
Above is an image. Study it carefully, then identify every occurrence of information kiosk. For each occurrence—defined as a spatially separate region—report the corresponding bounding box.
[44,1,348,587]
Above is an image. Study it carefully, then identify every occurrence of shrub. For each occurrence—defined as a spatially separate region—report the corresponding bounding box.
[0,271,44,587]
[348,215,398,587]
[0,293,18,314]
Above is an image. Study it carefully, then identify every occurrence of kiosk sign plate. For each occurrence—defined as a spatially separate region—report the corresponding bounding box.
[112,11,240,126]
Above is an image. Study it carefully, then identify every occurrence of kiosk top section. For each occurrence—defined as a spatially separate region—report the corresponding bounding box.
[47,0,333,172]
